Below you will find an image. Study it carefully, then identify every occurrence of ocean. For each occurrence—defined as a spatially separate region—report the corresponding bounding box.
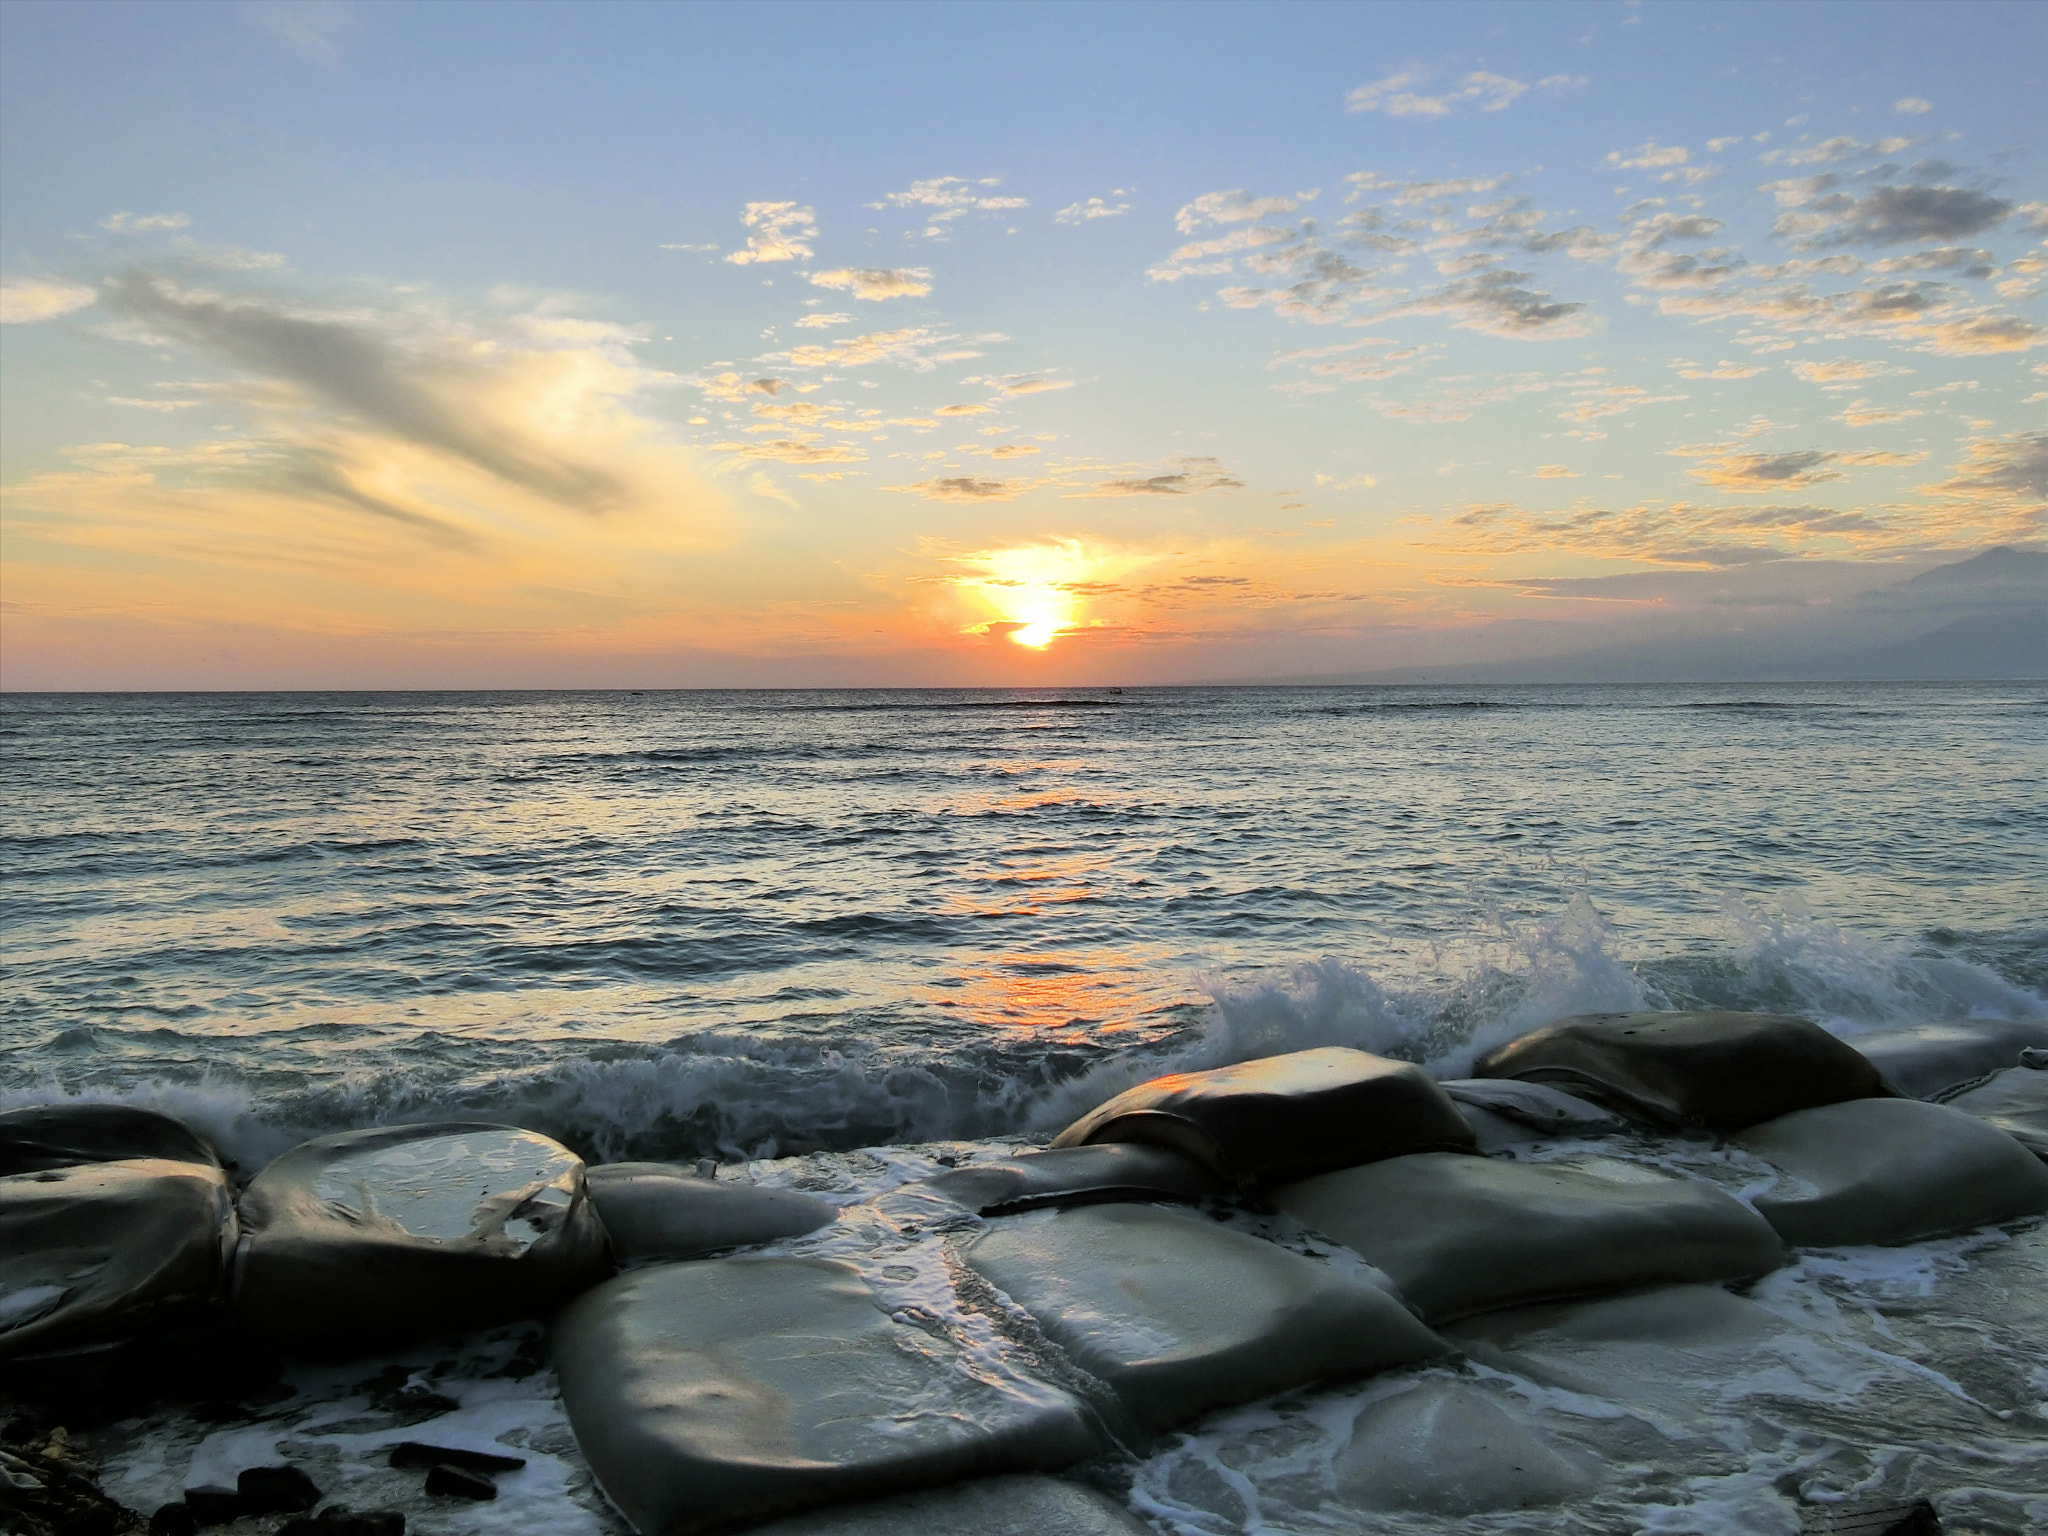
[5,682,2043,1169]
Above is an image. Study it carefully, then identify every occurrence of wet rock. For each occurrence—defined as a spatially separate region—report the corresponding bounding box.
[584,1162,834,1263]
[1941,1064,2048,1160]
[551,1254,1108,1535]
[233,1123,610,1353]
[1276,1151,1786,1322]
[148,1504,196,1536]
[235,1463,319,1515]
[278,1511,405,1536]
[1,1158,236,1360]
[386,1441,525,1473]
[0,1104,222,1178]
[1051,1048,1474,1190]
[1332,1378,1599,1514]
[740,1473,1154,1534]
[961,1203,1444,1431]
[423,1462,496,1500]
[920,1144,1224,1217]
[1733,1097,2048,1247]
[1796,1495,1940,1534]
[1438,1078,1625,1136]
[0,1420,142,1536]
[1849,1018,2048,1102]
[180,1484,241,1524]
[1475,1010,1885,1130]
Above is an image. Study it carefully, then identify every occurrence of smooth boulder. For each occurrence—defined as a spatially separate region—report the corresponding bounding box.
[961,1204,1445,1432]
[921,1144,1223,1218]
[234,1122,610,1351]
[1438,1080,1624,1149]
[741,1474,1153,1535]
[1732,1096,2048,1247]
[1276,1152,1786,1322]
[1051,1048,1474,1190]
[1,1158,235,1359]
[1847,1018,2048,1101]
[1332,1379,1599,1515]
[1474,1010,1884,1130]
[585,1164,834,1263]
[551,1255,1108,1536]
[1943,1065,2048,1159]
[0,1102,222,1177]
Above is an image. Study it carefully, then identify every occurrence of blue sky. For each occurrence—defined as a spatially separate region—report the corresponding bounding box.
[2,0,2042,687]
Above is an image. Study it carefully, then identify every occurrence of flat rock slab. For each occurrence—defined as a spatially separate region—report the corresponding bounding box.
[1276,1151,1786,1322]
[920,1144,1223,1217]
[1333,1378,1599,1515]
[1437,1079,1624,1136]
[1475,1011,1884,1130]
[551,1254,1108,1536]
[1846,1018,2048,1102]
[1733,1096,2048,1247]
[740,1473,1152,1536]
[1,1157,235,1359]
[961,1203,1445,1432]
[0,1103,222,1177]
[1943,1066,2048,1160]
[585,1163,835,1263]
[1051,1048,1473,1190]
[235,1122,610,1352]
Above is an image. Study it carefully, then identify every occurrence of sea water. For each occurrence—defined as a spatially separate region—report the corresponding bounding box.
[4,683,2046,1534]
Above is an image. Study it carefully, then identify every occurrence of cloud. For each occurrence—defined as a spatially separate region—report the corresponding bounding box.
[1894,98,1933,115]
[1607,141,1689,171]
[1675,359,1765,379]
[100,211,192,233]
[726,202,816,265]
[696,372,787,401]
[1315,472,1378,489]
[1921,431,2047,508]
[1220,246,1388,324]
[1174,189,1308,234]
[658,242,719,253]
[980,375,1073,396]
[1556,383,1686,423]
[794,311,850,329]
[1534,465,1580,478]
[775,327,983,371]
[1433,497,1911,567]
[1681,445,1922,492]
[1346,68,1541,117]
[0,280,97,323]
[1834,399,1921,427]
[237,1,353,66]
[1069,455,1243,498]
[1344,173,1507,208]
[1056,195,1132,224]
[1768,178,2013,248]
[1791,358,1900,385]
[107,396,201,411]
[885,476,1030,501]
[709,436,867,464]
[934,403,992,416]
[1385,264,1592,338]
[807,267,932,301]
[1761,135,1913,167]
[875,178,1026,235]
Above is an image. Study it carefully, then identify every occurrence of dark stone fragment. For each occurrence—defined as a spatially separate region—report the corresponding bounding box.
[387,1440,526,1474]
[236,1463,319,1514]
[279,1510,406,1536]
[149,1504,198,1536]
[1474,1011,1886,1130]
[920,1143,1225,1218]
[0,1103,222,1177]
[1797,1495,1940,1534]
[181,1485,242,1524]
[1850,1019,2048,1101]
[424,1462,498,1500]
[585,1163,835,1263]
[1051,1047,1475,1191]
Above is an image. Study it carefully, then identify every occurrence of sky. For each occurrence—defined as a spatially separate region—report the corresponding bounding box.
[1,0,2043,689]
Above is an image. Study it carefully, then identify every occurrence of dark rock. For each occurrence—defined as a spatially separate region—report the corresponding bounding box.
[1332,1379,1599,1514]
[423,1463,497,1500]
[1797,1495,1940,1534]
[233,1122,610,1354]
[0,1104,221,1177]
[181,1485,242,1524]
[739,1473,1153,1534]
[278,1512,405,1536]
[149,1504,198,1536]
[0,1423,144,1536]
[1,1158,237,1360]
[920,1143,1225,1218]
[1942,1065,2048,1160]
[1051,1047,1474,1190]
[1437,1079,1624,1136]
[584,1163,834,1263]
[1474,1011,1885,1130]
[387,1440,526,1474]
[1849,1019,2048,1101]
[235,1463,319,1515]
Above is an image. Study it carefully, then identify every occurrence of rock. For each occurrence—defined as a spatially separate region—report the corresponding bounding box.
[149,1504,198,1536]
[1437,1079,1625,1136]
[584,1163,834,1263]
[1796,1496,1940,1534]
[920,1144,1224,1217]
[0,1104,222,1177]
[960,1204,1445,1432]
[235,1464,319,1515]
[1050,1048,1474,1190]
[1275,1152,1786,1322]
[1474,1010,1885,1130]
[386,1440,525,1474]
[1732,1097,2048,1247]
[233,1123,611,1352]
[422,1463,495,1500]
[278,1512,405,1536]
[180,1485,241,1524]
[0,1429,142,1536]
[1,1158,236,1359]
[1940,1065,2048,1160]
[739,1473,1153,1535]
[1847,1018,2048,1101]
[1331,1378,1599,1515]
[551,1254,1108,1536]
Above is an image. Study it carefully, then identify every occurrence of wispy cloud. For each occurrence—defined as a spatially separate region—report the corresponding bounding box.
[1056,194,1131,224]
[726,202,816,265]
[884,475,1034,502]
[0,280,97,324]
[1067,455,1243,498]
[807,267,932,301]
[238,1,354,67]
[1346,67,1577,117]
[100,211,193,233]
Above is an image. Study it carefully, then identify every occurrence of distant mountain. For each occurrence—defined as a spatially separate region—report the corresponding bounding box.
[1256,546,2048,685]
